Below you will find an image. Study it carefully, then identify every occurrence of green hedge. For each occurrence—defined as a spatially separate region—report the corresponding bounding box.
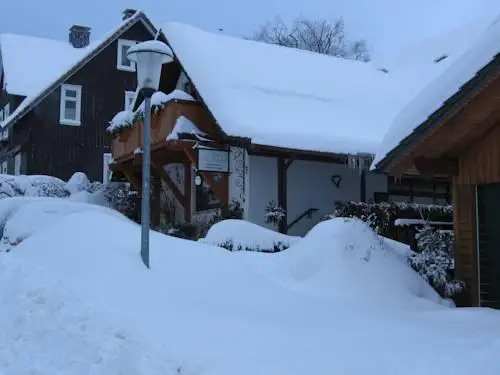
[326,201,453,237]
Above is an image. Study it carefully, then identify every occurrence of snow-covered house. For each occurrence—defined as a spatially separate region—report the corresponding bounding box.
[372,15,500,308]
[109,22,468,235]
[0,9,161,182]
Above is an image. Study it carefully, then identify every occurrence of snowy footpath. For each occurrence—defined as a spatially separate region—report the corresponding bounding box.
[1,198,500,374]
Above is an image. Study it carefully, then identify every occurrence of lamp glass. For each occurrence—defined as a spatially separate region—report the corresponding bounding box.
[127,40,174,91]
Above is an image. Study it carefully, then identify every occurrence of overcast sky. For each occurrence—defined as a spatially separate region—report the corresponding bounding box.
[2,0,500,60]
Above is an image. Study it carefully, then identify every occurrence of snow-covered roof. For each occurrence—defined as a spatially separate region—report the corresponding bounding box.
[0,34,89,97]
[372,15,499,169]
[163,22,413,156]
[0,11,156,129]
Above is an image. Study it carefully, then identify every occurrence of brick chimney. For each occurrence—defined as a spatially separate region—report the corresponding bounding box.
[122,9,137,20]
[69,25,91,48]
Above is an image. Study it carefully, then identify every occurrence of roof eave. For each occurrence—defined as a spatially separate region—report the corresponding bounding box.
[374,52,500,174]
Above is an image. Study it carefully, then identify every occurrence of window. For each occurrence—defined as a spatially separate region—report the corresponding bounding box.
[60,84,82,125]
[0,109,3,122]
[117,39,137,71]
[14,153,21,175]
[195,174,221,212]
[103,153,112,183]
[124,91,135,110]
[4,103,9,118]
[1,161,7,174]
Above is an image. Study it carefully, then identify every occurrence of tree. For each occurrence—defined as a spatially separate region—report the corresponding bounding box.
[409,225,464,298]
[252,17,370,62]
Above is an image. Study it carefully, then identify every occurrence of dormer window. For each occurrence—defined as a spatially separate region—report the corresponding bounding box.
[117,39,137,71]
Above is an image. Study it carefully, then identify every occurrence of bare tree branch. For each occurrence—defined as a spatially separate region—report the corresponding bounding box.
[251,16,371,62]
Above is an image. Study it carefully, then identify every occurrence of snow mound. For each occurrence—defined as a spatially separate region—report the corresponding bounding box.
[270,218,447,307]
[0,197,127,252]
[201,219,301,250]
[3,201,500,374]
[65,172,91,194]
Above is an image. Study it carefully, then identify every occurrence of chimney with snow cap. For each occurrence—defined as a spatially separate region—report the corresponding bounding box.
[122,9,137,20]
[69,25,91,48]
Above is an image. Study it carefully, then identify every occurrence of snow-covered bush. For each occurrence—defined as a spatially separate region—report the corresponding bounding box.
[409,225,464,298]
[0,175,69,199]
[201,219,300,252]
[264,200,286,229]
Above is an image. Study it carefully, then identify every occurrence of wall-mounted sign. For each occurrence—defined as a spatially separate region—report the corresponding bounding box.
[197,148,230,173]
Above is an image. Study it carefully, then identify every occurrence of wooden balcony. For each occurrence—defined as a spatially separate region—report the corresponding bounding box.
[111,100,217,162]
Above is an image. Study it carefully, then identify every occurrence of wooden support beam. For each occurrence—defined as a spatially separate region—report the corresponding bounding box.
[184,161,192,222]
[115,164,141,191]
[277,157,288,234]
[151,161,186,208]
[413,156,458,176]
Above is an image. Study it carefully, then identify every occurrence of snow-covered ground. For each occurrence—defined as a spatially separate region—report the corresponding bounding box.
[1,197,500,374]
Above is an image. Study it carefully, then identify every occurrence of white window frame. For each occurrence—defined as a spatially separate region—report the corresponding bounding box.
[4,103,9,118]
[103,153,112,183]
[117,39,137,72]
[124,91,135,110]
[14,153,21,175]
[1,161,7,174]
[60,83,82,126]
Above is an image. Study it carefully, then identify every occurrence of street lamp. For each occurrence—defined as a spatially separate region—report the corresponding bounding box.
[127,40,174,268]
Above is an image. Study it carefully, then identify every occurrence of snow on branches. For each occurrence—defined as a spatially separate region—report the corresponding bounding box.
[410,225,464,298]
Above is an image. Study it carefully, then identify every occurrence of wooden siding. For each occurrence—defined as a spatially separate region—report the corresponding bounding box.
[452,179,478,306]
[112,101,219,160]
[4,21,156,182]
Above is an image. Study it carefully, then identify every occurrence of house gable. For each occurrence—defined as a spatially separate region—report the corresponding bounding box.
[6,17,158,181]
[1,12,157,131]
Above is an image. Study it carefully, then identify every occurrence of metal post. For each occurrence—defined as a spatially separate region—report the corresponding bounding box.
[141,95,152,268]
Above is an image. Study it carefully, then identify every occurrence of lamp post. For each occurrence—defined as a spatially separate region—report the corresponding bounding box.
[127,40,173,268]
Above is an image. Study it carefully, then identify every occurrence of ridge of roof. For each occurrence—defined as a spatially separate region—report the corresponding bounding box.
[1,10,157,129]
[161,22,409,156]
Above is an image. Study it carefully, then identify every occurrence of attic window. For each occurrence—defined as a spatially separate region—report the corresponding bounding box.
[117,39,137,71]
[434,54,448,63]
[60,84,82,126]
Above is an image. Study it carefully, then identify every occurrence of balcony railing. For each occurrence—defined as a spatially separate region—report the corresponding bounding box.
[111,100,214,161]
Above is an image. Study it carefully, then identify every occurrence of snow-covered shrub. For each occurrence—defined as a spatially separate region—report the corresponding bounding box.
[409,225,464,298]
[264,200,286,229]
[86,181,137,221]
[328,201,452,237]
[0,175,69,199]
[217,238,289,252]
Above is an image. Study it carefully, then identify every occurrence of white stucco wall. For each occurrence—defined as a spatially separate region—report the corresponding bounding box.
[247,155,278,230]
[286,160,363,236]
[365,171,389,202]
[247,155,390,236]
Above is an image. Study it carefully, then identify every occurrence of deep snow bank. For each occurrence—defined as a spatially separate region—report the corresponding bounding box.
[201,219,301,250]
[2,200,500,374]
[268,218,447,307]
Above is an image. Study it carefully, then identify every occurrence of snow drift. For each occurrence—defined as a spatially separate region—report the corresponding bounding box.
[1,198,500,374]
